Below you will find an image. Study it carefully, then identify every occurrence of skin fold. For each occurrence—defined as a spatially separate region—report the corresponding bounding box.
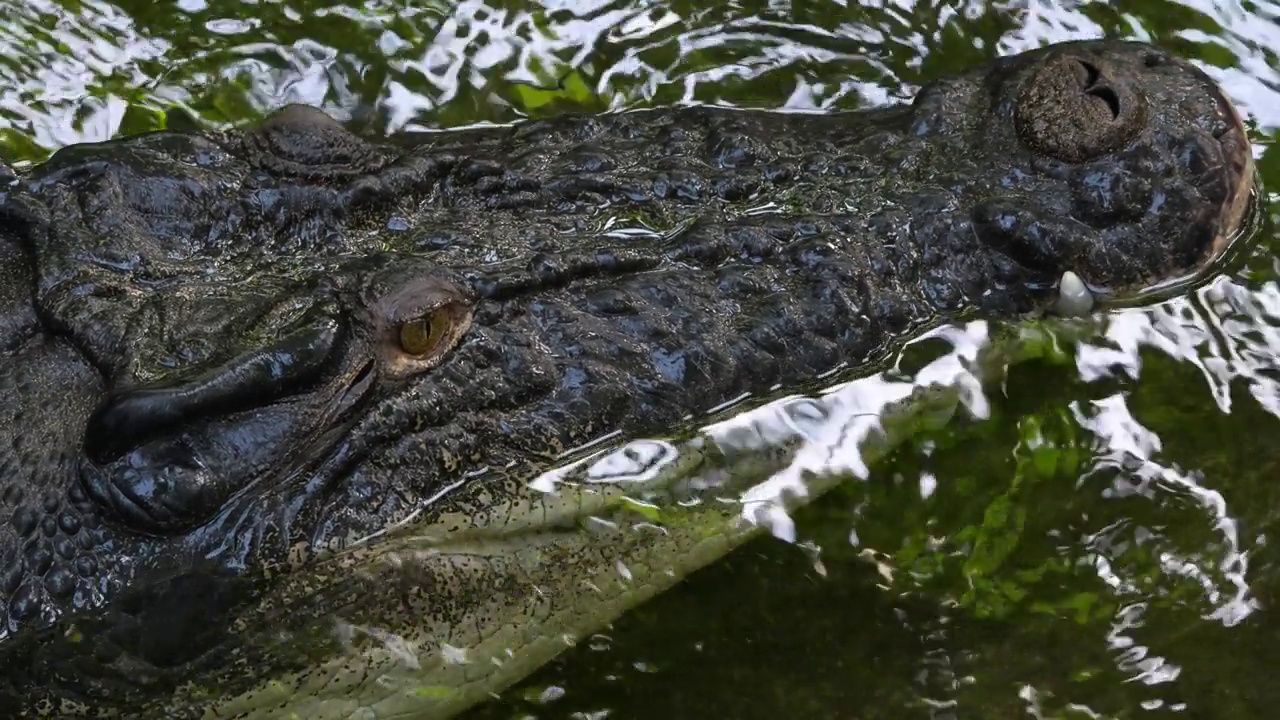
[0,39,1258,717]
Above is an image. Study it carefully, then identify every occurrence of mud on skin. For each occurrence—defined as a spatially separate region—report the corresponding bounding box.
[0,40,1257,715]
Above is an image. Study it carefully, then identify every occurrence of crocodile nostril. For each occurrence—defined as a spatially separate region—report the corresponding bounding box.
[1072,59,1122,120]
[1075,59,1102,88]
[1015,54,1149,163]
[1088,85,1122,119]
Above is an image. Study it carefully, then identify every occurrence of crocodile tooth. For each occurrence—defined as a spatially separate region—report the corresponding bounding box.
[1054,271,1094,317]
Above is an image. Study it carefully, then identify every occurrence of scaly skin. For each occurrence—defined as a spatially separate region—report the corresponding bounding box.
[0,40,1257,717]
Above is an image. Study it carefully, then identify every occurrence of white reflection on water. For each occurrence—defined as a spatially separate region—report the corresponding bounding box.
[2,0,1279,156]
[1077,278,1280,419]
[722,323,991,543]
[1074,390,1255,643]
[999,0,1280,129]
[0,0,166,150]
[540,273,1280,716]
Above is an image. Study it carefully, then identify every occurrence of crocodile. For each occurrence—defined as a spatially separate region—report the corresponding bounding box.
[0,39,1257,717]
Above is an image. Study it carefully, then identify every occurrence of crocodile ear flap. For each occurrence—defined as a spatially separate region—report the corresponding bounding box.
[79,316,342,534]
[1014,54,1149,163]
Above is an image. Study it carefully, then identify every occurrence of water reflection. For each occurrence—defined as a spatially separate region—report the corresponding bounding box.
[503,271,1280,717]
[3,0,1279,164]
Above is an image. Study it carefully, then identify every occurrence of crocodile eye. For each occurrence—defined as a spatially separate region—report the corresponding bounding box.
[1014,55,1149,163]
[368,267,474,378]
[398,310,451,356]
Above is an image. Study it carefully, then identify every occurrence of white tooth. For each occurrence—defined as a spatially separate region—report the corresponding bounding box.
[1054,271,1094,317]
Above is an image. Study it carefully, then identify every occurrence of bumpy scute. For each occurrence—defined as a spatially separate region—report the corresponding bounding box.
[243,103,390,180]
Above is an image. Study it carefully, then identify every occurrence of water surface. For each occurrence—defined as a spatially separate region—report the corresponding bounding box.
[3,1,1280,718]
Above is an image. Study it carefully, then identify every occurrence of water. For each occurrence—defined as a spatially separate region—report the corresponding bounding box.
[3,1,1280,718]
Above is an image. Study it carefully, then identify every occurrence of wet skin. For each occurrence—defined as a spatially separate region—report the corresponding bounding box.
[0,40,1257,716]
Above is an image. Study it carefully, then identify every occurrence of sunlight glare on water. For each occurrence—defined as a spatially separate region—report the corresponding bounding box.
[4,0,1280,158]
[515,272,1280,716]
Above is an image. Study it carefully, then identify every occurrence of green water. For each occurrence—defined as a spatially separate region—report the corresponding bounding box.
[4,1,1280,718]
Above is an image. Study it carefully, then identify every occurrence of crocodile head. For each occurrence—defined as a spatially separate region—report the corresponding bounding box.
[0,39,1256,713]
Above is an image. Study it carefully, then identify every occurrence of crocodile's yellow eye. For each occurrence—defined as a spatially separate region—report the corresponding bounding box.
[398,311,451,356]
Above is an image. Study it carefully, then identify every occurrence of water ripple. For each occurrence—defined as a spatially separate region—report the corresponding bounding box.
[5,0,1277,162]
